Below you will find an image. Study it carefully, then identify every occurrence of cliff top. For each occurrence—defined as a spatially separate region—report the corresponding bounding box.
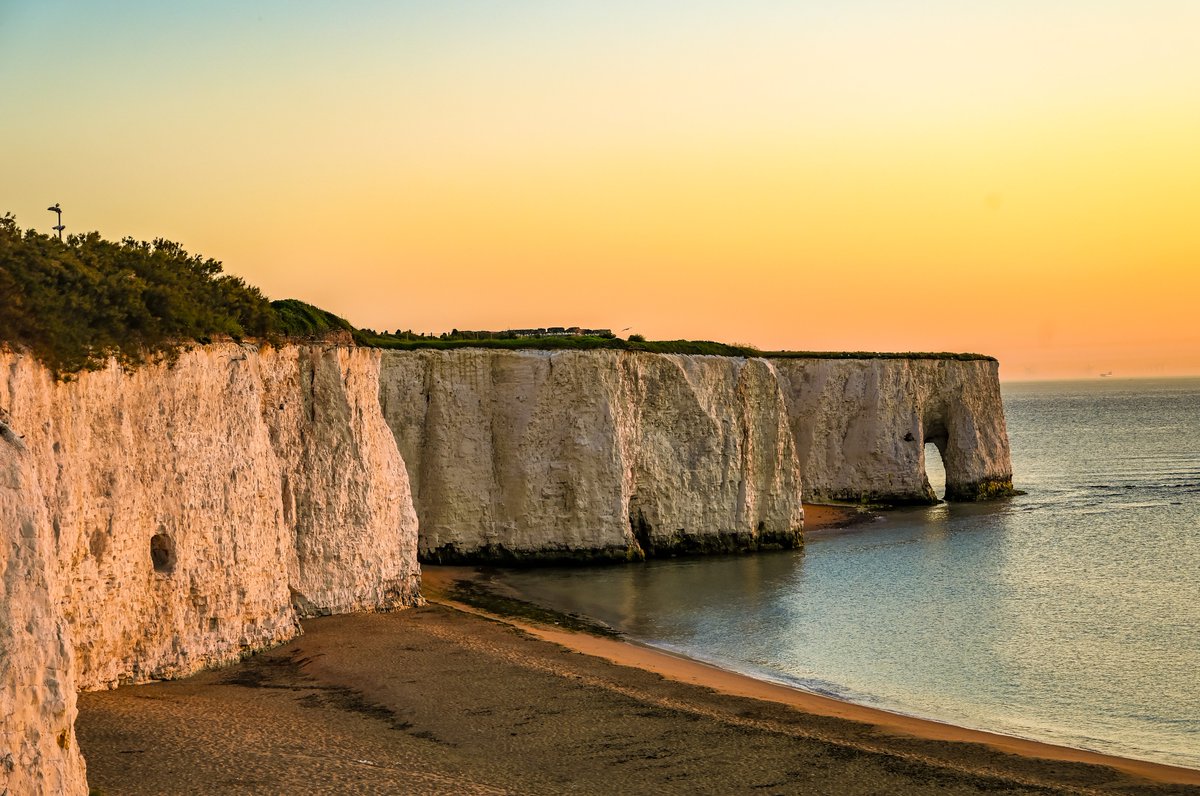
[357,327,995,361]
[363,334,996,362]
[763,350,997,362]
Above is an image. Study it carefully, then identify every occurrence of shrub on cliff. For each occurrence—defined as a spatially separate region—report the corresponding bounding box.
[0,214,277,374]
[271,298,365,341]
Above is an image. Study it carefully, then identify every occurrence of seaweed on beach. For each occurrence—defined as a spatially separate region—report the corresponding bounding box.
[447,578,622,639]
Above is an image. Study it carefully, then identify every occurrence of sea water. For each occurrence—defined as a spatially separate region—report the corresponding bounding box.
[501,378,1200,769]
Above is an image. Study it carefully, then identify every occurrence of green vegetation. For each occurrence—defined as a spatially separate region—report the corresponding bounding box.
[0,213,995,375]
[0,216,369,375]
[763,350,997,362]
[270,298,374,346]
[0,214,281,375]
[362,332,759,357]
[362,330,994,361]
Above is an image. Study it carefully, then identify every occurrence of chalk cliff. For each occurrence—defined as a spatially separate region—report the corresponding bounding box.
[1,342,1015,794]
[380,350,805,562]
[1,424,87,796]
[1,342,421,793]
[0,344,420,693]
[771,357,1015,504]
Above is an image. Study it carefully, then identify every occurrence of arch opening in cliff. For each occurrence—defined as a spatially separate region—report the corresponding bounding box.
[924,442,947,501]
[922,413,950,503]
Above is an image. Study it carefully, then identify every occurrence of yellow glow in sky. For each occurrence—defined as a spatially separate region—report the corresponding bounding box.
[3,1,1199,379]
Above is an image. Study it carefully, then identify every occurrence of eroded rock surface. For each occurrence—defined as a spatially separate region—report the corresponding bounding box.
[772,358,1015,504]
[380,350,805,562]
[1,344,420,692]
[0,426,87,795]
[1,342,1015,794]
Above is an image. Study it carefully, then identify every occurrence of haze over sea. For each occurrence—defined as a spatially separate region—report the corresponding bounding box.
[503,378,1200,769]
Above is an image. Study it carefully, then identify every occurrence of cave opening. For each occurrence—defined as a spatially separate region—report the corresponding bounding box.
[150,533,176,574]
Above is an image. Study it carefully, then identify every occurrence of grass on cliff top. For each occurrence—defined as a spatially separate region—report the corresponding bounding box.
[359,330,994,361]
[362,332,760,358]
[365,333,994,361]
[271,298,376,346]
[763,350,996,362]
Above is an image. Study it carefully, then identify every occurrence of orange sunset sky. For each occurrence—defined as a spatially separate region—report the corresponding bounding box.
[3,2,1199,380]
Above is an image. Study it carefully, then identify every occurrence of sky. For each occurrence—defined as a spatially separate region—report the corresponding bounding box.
[3,1,1199,380]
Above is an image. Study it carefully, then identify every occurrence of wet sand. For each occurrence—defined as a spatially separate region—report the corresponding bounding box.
[78,603,1200,793]
[76,506,1200,794]
[801,502,872,532]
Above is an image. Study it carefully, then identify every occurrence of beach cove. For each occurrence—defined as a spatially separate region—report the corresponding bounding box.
[76,516,1200,795]
[75,586,1200,794]
[2,277,1192,792]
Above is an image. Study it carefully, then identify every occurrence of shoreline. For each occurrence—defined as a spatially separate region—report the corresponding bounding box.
[424,567,1200,788]
[801,502,877,532]
[73,504,1199,794]
[420,501,1199,787]
[76,583,1200,795]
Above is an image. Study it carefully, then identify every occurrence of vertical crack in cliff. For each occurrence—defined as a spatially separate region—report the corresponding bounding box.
[628,496,651,559]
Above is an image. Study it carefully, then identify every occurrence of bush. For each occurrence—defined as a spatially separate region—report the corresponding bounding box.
[0,214,277,374]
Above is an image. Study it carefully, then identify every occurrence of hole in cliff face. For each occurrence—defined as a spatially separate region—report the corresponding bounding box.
[150,533,176,574]
[924,442,947,500]
[89,529,107,561]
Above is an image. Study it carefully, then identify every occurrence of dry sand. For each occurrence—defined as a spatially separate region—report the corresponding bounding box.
[76,506,1200,795]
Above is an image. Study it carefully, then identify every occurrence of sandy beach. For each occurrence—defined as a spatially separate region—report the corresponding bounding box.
[76,507,1200,795]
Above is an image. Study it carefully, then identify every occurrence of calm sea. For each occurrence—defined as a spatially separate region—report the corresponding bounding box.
[500,378,1200,769]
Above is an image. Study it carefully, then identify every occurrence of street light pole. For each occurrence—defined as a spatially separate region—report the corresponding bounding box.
[47,203,64,240]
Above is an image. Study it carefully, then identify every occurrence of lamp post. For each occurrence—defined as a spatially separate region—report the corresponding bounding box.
[47,203,64,240]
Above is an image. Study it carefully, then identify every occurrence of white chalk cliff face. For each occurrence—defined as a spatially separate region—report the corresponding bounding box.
[379,349,805,561]
[0,342,1015,794]
[0,344,420,693]
[772,358,1015,504]
[257,346,420,616]
[2,342,421,793]
[0,424,87,796]
[1,343,422,792]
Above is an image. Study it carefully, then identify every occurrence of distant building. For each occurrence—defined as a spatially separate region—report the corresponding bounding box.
[437,327,614,339]
[507,327,613,338]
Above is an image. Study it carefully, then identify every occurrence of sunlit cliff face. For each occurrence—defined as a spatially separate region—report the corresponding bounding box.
[5,2,1199,379]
